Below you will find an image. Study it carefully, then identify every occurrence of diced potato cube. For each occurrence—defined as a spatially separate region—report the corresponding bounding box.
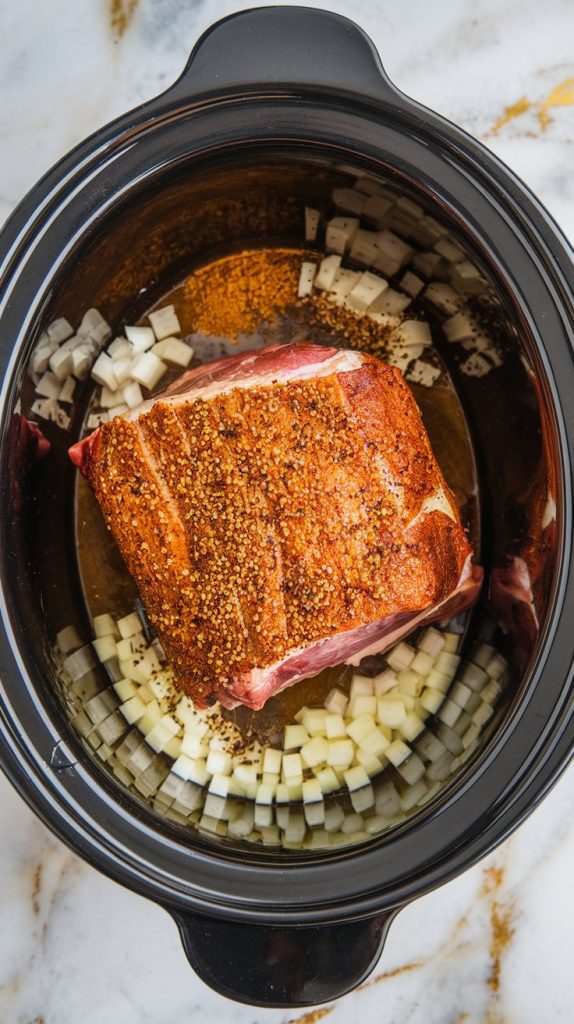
[346,714,376,744]
[326,739,355,768]
[425,669,453,694]
[397,668,424,697]
[410,650,435,677]
[348,694,377,718]
[324,688,348,715]
[256,782,276,805]
[442,633,460,653]
[373,669,398,696]
[358,726,389,758]
[325,714,346,739]
[419,687,444,714]
[314,766,339,794]
[387,642,416,672]
[399,712,425,741]
[120,695,147,724]
[486,653,508,680]
[344,765,370,792]
[302,708,327,736]
[181,732,210,760]
[92,635,117,662]
[385,739,411,767]
[437,699,462,727]
[262,747,282,775]
[300,736,329,769]
[418,627,446,658]
[284,724,309,750]
[350,675,374,699]
[93,613,119,639]
[206,748,232,776]
[282,752,303,782]
[148,305,181,340]
[117,612,142,639]
[376,694,407,728]
[354,750,383,777]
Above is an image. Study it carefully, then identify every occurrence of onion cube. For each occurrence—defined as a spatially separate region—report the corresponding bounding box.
[47,318,74,345]
[151,337,194,368]
[91,353,118,390]
[99,385,123,409]
[377,695,407,729]
[400,271,424,298]
[332,187,366,215]
[147,715,180,752]
[325,216,359,254]
[424,282,461,316]
[181,732,209,760]
[130,351,167,390]
[376,229,412,266]
[108,337,131,359]
[125,326,155,351]
[377,288,412,315]
[397,320,432,350]
[148,304,181,340]
[284,724,309,750]
[348,229,381,266]
[122,380,144,409]
[346,271,388,312]
[300,736,329,769]
[77,309,112,347]
[363,193,393,224]
[346,714,376,744]
[108,404,129,419]
[326,739,354,768]
[297,261,317,298]
[328,268,361,305]
[36,371,62,400]
[304,206,320,241]
[371,252,401,279]
[70,346,93,381]
[58,377,76,404]
[314,254,342,291]
[49,347,74,381]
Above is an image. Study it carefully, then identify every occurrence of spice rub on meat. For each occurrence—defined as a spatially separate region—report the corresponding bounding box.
[70,343,481,710]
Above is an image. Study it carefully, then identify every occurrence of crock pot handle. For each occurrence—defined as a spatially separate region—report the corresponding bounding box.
[166,6,399,105]
[172,909,396,1007]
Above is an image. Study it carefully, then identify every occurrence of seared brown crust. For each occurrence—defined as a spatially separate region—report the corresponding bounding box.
[86,355,471,705]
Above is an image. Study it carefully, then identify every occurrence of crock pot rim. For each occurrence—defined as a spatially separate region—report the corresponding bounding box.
[1,70,573,925]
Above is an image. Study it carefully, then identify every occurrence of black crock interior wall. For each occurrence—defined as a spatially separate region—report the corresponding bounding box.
[1,146,559,856]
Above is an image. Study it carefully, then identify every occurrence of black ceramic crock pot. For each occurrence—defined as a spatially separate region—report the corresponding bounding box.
[1,6,573,1009]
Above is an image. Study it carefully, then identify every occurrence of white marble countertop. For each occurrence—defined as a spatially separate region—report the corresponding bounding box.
[1,2,574,1022]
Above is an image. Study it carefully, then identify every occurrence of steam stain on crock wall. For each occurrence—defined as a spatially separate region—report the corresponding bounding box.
[109,0,140,41]
[489,76,574,135]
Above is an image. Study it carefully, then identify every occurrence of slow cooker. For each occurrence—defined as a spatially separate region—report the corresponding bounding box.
[0,6,573,1009]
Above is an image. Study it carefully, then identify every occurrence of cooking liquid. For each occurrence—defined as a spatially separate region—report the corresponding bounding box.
[75,249,480,746]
